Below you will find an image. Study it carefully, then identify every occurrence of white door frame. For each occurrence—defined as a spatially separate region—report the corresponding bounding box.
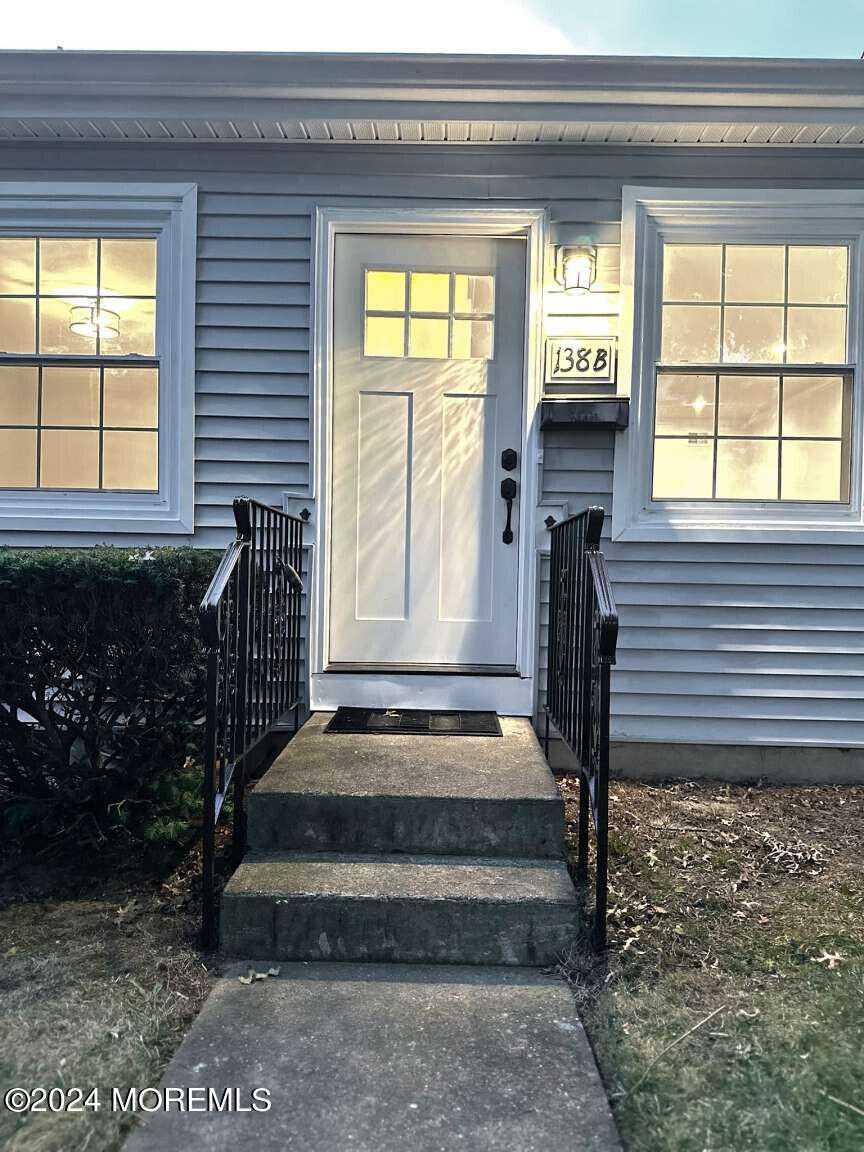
[308,205,547,715]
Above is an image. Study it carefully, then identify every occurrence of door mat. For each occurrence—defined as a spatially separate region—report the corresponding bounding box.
[324,707,502,737]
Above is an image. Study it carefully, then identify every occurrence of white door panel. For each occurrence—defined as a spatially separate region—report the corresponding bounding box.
[329,234,526,668]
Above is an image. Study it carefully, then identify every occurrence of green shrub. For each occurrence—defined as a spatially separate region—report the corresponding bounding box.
[0,546,218,849]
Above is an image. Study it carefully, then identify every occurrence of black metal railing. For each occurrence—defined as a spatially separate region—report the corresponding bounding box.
[544,506,618,950]
[198,497,304,947]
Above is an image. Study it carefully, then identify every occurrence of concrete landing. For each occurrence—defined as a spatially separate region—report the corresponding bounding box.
[248,712,564,858]
[123,964,622,1152]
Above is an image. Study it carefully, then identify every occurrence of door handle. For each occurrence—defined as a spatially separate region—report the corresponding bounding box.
[501,477,517,544]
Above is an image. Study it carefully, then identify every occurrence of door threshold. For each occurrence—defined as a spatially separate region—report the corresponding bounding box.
[325,662,518,677]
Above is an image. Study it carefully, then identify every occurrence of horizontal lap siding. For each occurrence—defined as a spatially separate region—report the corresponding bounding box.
[1,142,863,746]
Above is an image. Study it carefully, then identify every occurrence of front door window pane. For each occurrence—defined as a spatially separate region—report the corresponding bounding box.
[364,268,495,361]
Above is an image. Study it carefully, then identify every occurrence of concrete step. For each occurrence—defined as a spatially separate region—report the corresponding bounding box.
[248,712,565,858]
[220,852,580,965]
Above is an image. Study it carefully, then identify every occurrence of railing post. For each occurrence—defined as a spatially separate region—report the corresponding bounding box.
[233,498,252,864]
[201,645,219,950]
[595,661,612,951]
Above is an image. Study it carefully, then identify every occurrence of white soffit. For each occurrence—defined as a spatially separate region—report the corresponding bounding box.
[2,52,864,147]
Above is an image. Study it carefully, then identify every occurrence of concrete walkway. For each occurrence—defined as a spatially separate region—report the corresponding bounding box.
[124,963,621,1152]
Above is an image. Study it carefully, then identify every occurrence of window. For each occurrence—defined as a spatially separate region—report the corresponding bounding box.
[0,238,159,490]
[0,183,196,534]
[615,188,864,542]
[364,269,495,360]
[654,243,851,503]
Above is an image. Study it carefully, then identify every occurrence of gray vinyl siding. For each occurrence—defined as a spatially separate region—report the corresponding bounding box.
[2,141,864,747]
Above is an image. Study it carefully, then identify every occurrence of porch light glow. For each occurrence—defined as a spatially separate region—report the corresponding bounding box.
[691,395,708,415]
[69,303,120,340]
[555,245,597,293]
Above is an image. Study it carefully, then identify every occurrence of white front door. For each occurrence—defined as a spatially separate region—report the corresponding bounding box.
[329,234,526,670]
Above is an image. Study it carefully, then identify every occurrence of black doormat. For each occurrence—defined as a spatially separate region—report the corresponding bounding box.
[325,707,502,737]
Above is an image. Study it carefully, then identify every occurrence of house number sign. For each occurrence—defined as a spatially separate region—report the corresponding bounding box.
[544,338,617,385]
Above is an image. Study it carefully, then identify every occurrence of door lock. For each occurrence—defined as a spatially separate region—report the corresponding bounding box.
[501,448,518,471]
[500,477,517,544]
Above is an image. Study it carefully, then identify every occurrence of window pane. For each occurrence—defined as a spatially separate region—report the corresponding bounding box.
[454,274,494,314]
[452,318,493,360]
[661,306,720,362]
[42,367,100,427]
[40,429,99,488]
[723,306,784,363]
[410,272,449,313]
[788,246,847,305]
[655,373,715,435]
[662,245,721,302]
[104,297,155,356]
[103,367,159,428]
[0,429,36,486]
[408,317,449,358]
[652,437,714,499]
[724,246,785,304]
[716,439,778,500]
[103,430,158,490]
[0,365,38,424]
[782,376,845,438]
[101,239,157,297]
[781,440,843,502]
[365,270,405,312]
[717,375,779,436]
[0,238,36,294]
[0,298,36,353]
[40,296,96,354]
[786,307,846,363]
[39,238,98,296]
[365,315,404,357]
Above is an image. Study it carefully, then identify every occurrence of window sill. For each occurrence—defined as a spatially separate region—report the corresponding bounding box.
[612,508,864,545]
[0,493,193,535]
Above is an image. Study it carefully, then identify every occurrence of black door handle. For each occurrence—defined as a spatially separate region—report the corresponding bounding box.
[501,477,517,544]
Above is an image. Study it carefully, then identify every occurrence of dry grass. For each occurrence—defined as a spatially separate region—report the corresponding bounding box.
[557,778,864,1152]
[0,846,213,1152]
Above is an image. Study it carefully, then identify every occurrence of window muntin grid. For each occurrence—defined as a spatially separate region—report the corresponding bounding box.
[0,235,159,491]
[363,269,495,360]
[0,364,158,490]
[653,242,852,503]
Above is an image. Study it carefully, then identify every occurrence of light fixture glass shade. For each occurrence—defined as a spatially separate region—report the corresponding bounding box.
[560,247,597,293]
[69,303,120,340]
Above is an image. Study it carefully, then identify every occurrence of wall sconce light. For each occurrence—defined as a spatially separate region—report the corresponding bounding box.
[69,303,120,340]
[555,245,597,293]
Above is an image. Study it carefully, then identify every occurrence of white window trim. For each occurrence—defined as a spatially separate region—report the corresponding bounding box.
[614,186,864,544]
[0,181,196,535]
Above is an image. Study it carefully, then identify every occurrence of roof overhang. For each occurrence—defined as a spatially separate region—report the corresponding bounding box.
[2,51,864,147]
